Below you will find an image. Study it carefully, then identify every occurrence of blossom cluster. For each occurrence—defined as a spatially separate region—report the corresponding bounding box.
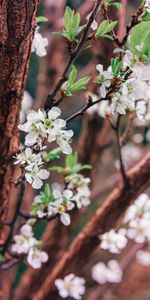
[11,224,48,269]
[55,274,86,300]
[55,260,123,299]
[92,260,123,284]
[123,193,150,244]
[98,193,150,268]
[88,48,150,122]
[32,173,91,226]
[15,107,73,189]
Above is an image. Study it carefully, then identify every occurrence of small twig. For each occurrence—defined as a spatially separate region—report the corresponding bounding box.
[120,113,135,146]
[19,210,58,222]
[115,115,130,188]
[44,0,103,110]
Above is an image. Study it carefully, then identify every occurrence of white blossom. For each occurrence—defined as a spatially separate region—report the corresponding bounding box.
[144,0,150,13]
[18,109,47,146]
[11,224,35,254]
[27,247,48,269]
[48,125,73,155]
[123,193,150,223]
[48,189,74,226]
[14,148,43,167]
[111,92,127,115]
[123,50,134,68]
[96,64,113,98]
[136,250,150,266]
[100,229,127,254]
[66,174,91,209]
[127,218,150,243]
[25,164,50,189]
[92,260,123,284]
[18,107,73,154]
[20,91,33,123]
[32,26,48,57]
[55,273,86,300]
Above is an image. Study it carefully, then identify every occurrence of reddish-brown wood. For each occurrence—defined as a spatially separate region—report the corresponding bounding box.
[0,1,39,237]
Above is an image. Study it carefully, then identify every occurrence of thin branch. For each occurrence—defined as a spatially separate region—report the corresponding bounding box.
[115,115,130,188]
[44,0,103,110]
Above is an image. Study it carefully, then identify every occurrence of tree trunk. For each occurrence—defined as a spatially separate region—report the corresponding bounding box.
[0,0,39,238]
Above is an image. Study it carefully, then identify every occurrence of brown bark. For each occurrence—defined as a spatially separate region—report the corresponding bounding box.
[0,0,39,237]
[32,151,150,300]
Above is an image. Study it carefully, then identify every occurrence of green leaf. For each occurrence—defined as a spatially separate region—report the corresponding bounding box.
[64,7,72,30]
[58,6,81,41]
[142,12,150,21]
[52,31,69,38]
[111,57,123,76]
[45,148,62,161]
[66,152,78,169]
[68,65,77,85]
[64,66,90,95]
[96,20,118,38]
[67,76,91,94]
[36,16,48,24]
[48,166,65,172]
[44,184,51,198]
[128,22,150,61]
[102,34,114,40]
[73,12,81,31]
[111,2,122,10]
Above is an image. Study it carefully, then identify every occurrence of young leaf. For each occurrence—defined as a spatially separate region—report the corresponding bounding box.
[67,76,91,94]
[111,57,123,76]
[68,65,78,85]
[111,2,122,10]
[128,22,150,54]
[64,6,72,30]
[64,66,90,95]
[45,148,62,161]
[36,16,48,24]
[56,6,81,42]
[96,20,118,38]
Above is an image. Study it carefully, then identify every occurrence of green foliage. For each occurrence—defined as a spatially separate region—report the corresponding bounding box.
[111,57,123,76]
[128,21,150,63]
[44,148,62,161]
[63,65,91,95]
[96,20,118,40]
[52,6,82,42]
[103,0,122,10]
[39,184,54,204]
[49,152,91,175]
[142,11,150,21]
[32,184,54,215]
[36,16,48,24]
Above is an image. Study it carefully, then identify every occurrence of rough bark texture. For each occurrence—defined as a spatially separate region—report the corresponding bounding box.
[0,0,39,236]
[32,152,150,300]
